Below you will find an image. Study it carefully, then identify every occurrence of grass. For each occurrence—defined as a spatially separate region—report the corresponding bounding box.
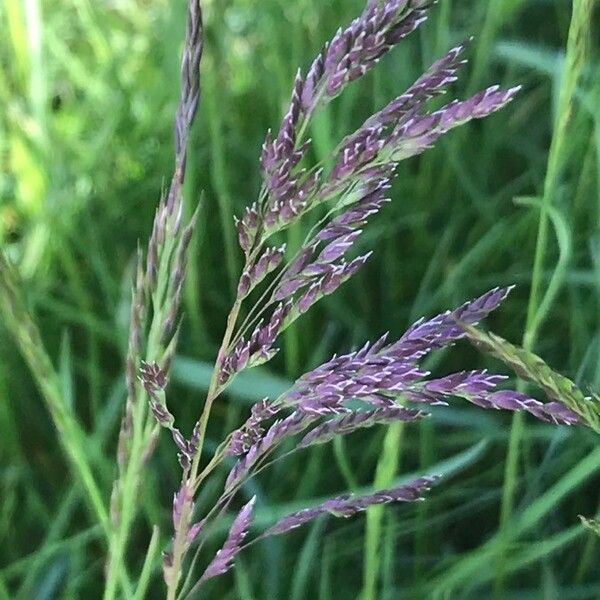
[496,1,595,595]
[1,0,599,598]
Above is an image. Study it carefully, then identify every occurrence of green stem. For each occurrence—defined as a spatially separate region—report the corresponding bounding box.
[133,527,161,600]
[361,422,404,600]
[104,396,148,600]
[414,417,435,584]
[495,1,593,595]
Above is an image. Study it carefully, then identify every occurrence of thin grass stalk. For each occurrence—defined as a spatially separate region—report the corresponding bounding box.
[333,437,360,491]
[282,26,307,380]
[434,0,452,56]
[183,187,208,350]
[132,526,161,600]
[284,224,303,377]
[430,0,525,216]
[361,422,404,600]
[359,18,410,593]
[495,0,594,595]
[414,416,435,583]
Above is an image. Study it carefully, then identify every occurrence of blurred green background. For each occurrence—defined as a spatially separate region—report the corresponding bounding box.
[1,0,600,598]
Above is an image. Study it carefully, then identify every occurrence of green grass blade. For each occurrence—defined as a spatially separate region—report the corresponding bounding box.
[497,0,594,593]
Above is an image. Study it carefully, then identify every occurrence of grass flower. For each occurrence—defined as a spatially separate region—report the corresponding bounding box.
[144,2,582,597]
[1,0,597,598]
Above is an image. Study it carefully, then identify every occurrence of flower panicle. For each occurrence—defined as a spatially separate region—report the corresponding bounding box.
[237,244,286,298]
[198,497,256,582]
[304,0,433,112]
[263,288,578,425]
[262,475,440,537]
[298,405,428,448]
[236,4,518,243]
[161,1,532,596]
[222,4,521,400]
[228,398,283,456]
[236,1,435,248]
[219,302,292,385]
[139,361,199,468]
[225,412,319,491]
[394,286,514,356]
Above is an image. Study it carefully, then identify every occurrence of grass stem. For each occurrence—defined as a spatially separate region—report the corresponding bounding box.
[495,1,593,594]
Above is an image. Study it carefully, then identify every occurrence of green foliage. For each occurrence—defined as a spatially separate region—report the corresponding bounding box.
[1,0,599,598]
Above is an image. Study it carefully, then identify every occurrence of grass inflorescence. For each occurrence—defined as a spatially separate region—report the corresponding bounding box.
[1,0,599,598]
